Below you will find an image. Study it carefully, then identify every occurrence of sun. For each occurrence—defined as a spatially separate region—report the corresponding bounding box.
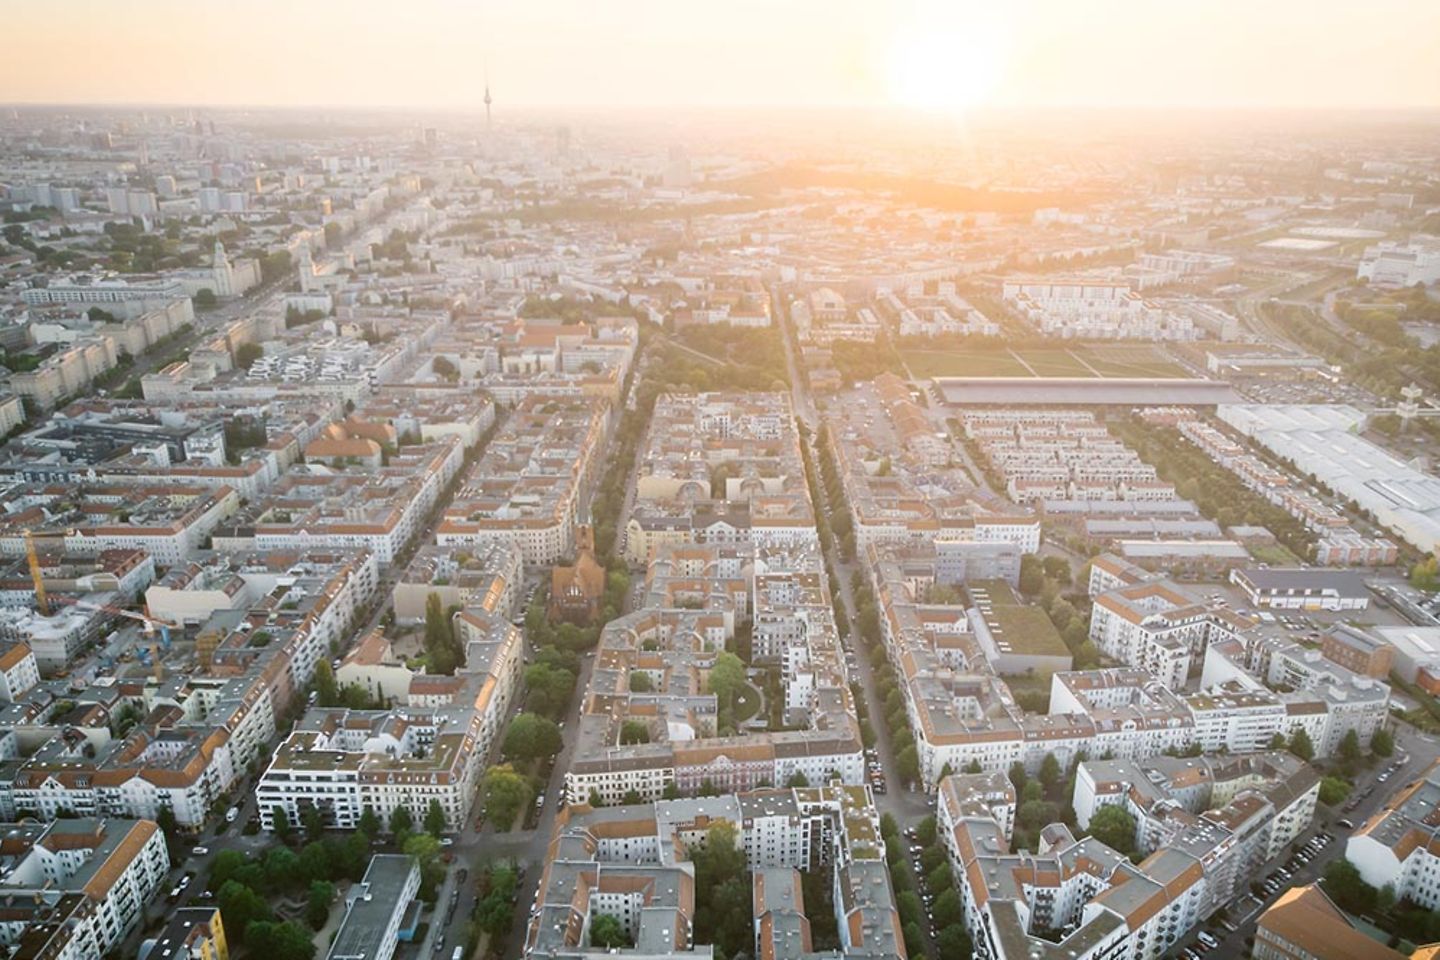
[888,21,1007,115]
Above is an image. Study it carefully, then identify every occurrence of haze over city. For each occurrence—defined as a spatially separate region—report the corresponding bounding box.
[0,5,1439,960]
[5,0,1440,111]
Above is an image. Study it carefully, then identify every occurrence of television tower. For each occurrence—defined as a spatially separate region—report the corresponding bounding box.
[484,66,493,133]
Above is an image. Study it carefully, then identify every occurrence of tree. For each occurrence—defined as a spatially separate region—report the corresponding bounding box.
[1288,728,1315,762]
[707,651,746,707]
[590,913,627,948]
[403,833,445,901]
[303,804,324,842]
[1411,555,1440,592]
[963,759,982,774]
[503,713,563,762]
[299,841,332,884]
[1088,805,1137,857]
[219,881,272,940]
[306,880,334,930]
[688,822,750,960]
[933,888,963,928]
[916,816,937,847]
[1039,753,1063,795]
[1339,729,1363,768]
[389,803,413,838]
[1019,800,1059,832]
[313,660,339,707]
[271,805,291,840]
[483,765,530,830]
[620,719,650,745]
[785,771,810,788]
[628,670,654,693]
[1323,858,1378,915]
[424,592,458,675]
[897,745,920,784]
[156,806,179,841]
[475,865,519,936]
[936,924,974,959]
[265,846,302,892]
[245,920,315,960]
[358,805,381,837]
[524,660,576,718]
[236,341,263,370]
[210,850,248,891]
[195,288,218,309]
[1008,762,1027,794]
[1018,555,1044,595]
[425,798,447,839]
[1022,781,1044,804]
[1372,727,1395,758]
[1267,732,1287,751]
[1319,776,1352,807]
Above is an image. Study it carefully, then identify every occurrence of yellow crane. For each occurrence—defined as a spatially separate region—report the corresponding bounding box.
[23,530,47,616]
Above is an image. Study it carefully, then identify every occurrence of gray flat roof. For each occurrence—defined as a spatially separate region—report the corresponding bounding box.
[328,855,417,960]
[939,377,1241,406]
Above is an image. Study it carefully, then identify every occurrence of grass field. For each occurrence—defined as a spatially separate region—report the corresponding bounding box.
[900,344,1188,380]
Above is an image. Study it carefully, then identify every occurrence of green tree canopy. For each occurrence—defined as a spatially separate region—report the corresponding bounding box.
[483,764,530,830]
[425,798,447,838]
[1288,727,1316,762]
[707,651,747,706]
[1088,805,1137,856]
[503,713,563,762]
[1319,776,1351,807]
[591,913,628,948]
[1372,727,1395,758]
[306,880,334,930]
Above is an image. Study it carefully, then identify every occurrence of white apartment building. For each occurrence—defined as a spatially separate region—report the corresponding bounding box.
[1346,759,1440,908]
[0,819,169,959]
[0,641,41,702]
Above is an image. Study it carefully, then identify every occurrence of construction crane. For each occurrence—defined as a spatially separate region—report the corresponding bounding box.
[49,596,178,648]
[23,530,48,616]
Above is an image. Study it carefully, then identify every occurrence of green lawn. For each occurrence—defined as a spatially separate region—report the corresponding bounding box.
[733,682,763,723]
[901,349,1030,378]
[1017,349,1096,377]
[902,345,1187,380]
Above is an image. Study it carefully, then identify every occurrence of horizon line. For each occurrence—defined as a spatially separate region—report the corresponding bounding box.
[5,99,1440,115]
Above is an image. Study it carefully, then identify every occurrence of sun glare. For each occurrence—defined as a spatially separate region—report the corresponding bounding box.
[888,20,1008,114]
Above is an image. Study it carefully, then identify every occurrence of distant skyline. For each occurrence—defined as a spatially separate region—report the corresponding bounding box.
[5,0,1440,112]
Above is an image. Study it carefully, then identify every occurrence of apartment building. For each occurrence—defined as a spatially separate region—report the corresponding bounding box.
[1253,884,1409,960]
[0,818,170,959]
[1088,580,1211,689]
[941,754,1310,960]
[525,783,903,960]
[1072,753,1318,865]
[1001,277,1195,340]
[829,389,1040,558]
[0,640,41,702]
[565,543,864,806]
[390,540,522,624]
[1346,759,1440,907]
[437,398,608,564]
[217,437,463,565]
[0,482,240,567]
[328,855,421,960]
[257,610,522,832]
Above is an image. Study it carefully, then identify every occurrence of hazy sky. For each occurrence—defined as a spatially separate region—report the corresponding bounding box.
[5,0,1439,112]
